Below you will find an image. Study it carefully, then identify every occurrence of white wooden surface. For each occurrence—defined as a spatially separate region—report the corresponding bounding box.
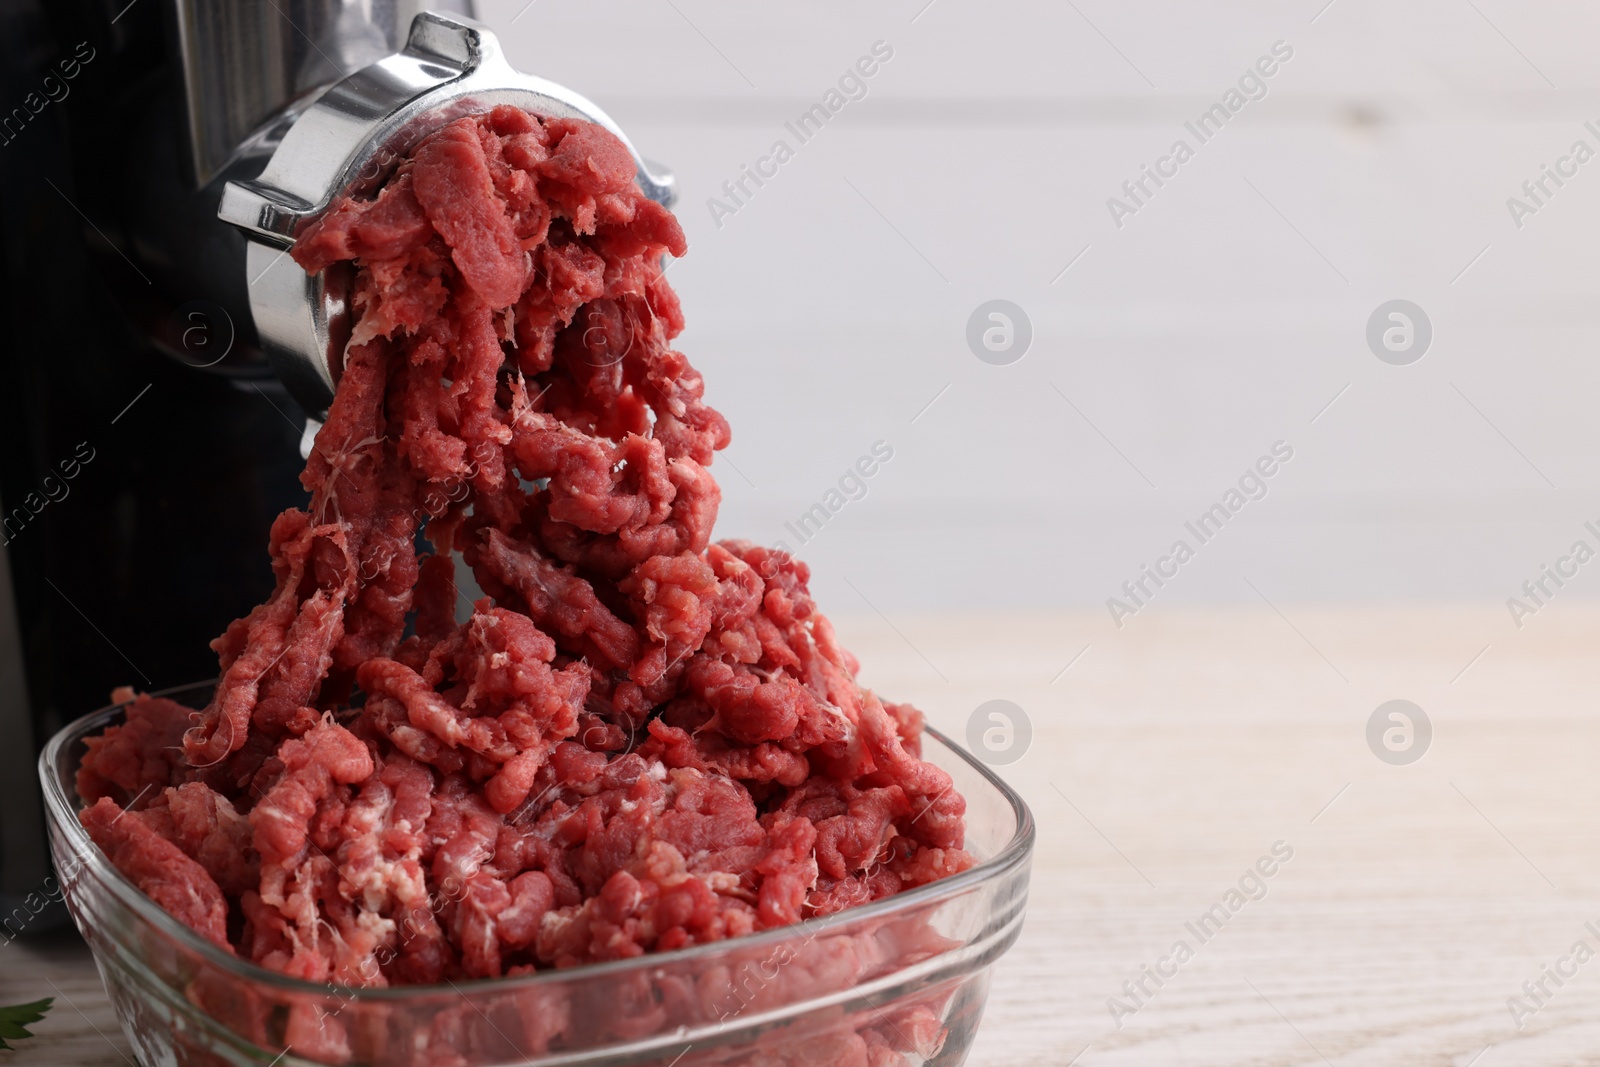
[13,602,1600,1066]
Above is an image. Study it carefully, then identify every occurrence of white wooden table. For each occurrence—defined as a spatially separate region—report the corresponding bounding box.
[10,602,1600,1066]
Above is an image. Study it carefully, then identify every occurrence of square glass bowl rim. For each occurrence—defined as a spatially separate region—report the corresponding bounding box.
[40,679,1036,1002]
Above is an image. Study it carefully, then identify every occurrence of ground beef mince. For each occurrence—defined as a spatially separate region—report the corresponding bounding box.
[74,106,972,1060]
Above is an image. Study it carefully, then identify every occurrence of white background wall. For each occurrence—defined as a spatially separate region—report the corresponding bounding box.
[479,0,1600,621]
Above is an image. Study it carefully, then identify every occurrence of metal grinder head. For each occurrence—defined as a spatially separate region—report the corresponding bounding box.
[218,11,675,418]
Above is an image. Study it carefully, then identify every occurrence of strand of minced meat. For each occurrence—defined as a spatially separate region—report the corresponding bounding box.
[73,105,974,1066]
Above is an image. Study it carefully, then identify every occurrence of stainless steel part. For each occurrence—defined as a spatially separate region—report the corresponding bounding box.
[218,11,676,418]
[170,0,475,188]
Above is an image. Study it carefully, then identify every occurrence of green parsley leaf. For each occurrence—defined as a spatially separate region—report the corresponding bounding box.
[0,998,53,1050]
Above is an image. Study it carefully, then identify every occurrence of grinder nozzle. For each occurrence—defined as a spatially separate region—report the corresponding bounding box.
[218,12,674,419]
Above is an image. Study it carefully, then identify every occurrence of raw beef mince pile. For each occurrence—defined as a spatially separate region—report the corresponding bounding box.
[74,106,971,1049]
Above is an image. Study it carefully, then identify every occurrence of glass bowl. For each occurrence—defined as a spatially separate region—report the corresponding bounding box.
[40,681,1034,1067]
